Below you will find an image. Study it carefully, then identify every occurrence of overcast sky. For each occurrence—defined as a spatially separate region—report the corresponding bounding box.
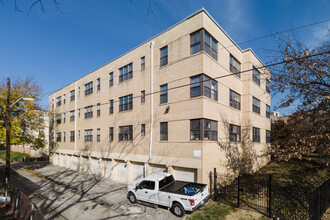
[0,0,329,115]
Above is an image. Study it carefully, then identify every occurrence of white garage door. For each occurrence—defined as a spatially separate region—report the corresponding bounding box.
[83,157,89,173]
[92,158,100,175]
[174,167,197,182]
[52,154,55,164]
[116,161,127,183]
[56,154,60,166]
[74,156,80,171]
[131,163,144,182]
[150,164,166,174]
[60,154,65,167]
[68,156,73,169]
[104,159,112,179]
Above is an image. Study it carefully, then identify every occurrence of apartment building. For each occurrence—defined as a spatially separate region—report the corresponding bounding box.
[49,8,271,184]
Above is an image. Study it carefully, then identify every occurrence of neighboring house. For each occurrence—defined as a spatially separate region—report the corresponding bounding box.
[49,8,271,184]
[271,112,289,123]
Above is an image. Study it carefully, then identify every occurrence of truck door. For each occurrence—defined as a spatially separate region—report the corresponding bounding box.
[135,181,157,203]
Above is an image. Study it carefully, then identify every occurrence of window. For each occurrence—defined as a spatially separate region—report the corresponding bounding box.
[84,129,93,142]
[190,119,217,141]
[109,72,114,86]
[266,79,270,93]
[252,67,260,85]
[56,132,61,142]
[229,124,241,142]
[230,55,241,78]
[266,130,271,143]
[56,114,61,124]
[70,111,75,121]
[266,105,271,118]
[109,127,113,141]
[141,90,145,103]
[85,82,93,95]
[160,46,168,66]
[160,122,168,141]
[85,105,93,118]
[70,131,75,142]
[190,30,201,54]
[63,94,66,104]
[141,56,145,70]
[63,113,66,123]
[78,87,80,96]
[63,132,66,142]
[56,96,62,106]
[109,100,114,114]
[119,63,133,82]
[190,29,218,60]
[78,130,80,139]
[141,124,145,136]
[119,125,133,141]
[97,103,101,117]
[97,128,100,141]
[230,90,241,110]
[204,31,218,60]
[160,84,168,104]
[70,90,75,101]
[138,181,155,190]
[253,127,260,143]
[252,97,260,114]
[97,78,100,91]
[190,74,217,101]
[119,94,133,112]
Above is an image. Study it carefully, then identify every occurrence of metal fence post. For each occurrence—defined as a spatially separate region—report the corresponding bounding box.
[209,171,213,199]
[237,174,240,208]
[214,168,217,200]
[30,203,34,220]
[268,174,272,218]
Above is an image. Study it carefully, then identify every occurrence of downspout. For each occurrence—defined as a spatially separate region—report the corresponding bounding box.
[53,93,56,153]
[74,82,77,155]
[144,41,154,177]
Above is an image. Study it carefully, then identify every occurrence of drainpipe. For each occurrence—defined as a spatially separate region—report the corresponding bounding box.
[74,82,77,155]
[53,93,56,153]
[144,41,154,177]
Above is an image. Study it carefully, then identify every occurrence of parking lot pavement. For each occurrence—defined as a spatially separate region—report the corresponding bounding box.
[10,162,181,220]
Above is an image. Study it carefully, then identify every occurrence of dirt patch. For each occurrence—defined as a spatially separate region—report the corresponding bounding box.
[225,208,267,220]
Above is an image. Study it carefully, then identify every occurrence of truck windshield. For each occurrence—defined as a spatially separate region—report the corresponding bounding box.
[159,175,175,189]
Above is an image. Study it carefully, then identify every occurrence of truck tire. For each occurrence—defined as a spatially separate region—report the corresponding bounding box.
[172,203,185,217]
[128,192,137,204]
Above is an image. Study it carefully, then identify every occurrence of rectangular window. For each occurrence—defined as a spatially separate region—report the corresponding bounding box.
[56,114,61,124]
[266,130,271,143]
[141,124,145,136]
[252,97,260,114]
[229,124,241,142]
[63,113,66,123]
[97,103,101,116]
[70,131,75,142]
[63,132,66,142]
[190,29,218,60]
[70,110,75,121]
[160,84,168,104]
[70,90,75,101]
[119,125,133,141]
[266,105,271,118]
[119,63,133,82]
[229,90,241,110]
[266,79,270,93]
[63,94,66,104]
[97,78,100,91]
[97,128,100,141]
[253,127,260,143]
[160,122,168,141]
[109,100,114,114]
[204,30,218,60]
[190,30,201,54]
[56,132,61,142]
[141,56,145,70]
[119,94,133,112]
[190,119,217,141]
[160,46,168,67]
[56,96,62,106]
[84,129,93,142]
[252,67,260,85]
[84,105,93,118]
[141,90,145,103]
[85,81,93,95]
[109,127,113,141]
[230,55,241,78]
[78,130,80,139]
[190,74,217,101]
[109,72,114,86]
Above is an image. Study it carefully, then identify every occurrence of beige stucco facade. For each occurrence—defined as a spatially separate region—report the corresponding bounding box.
[49,9,271,185]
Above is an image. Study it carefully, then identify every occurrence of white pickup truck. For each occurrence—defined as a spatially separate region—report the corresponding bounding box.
[127,172,210,217]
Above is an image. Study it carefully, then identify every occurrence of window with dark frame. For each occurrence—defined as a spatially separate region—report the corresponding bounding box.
[56,132,61,142]
[160,46,168,67]
[119,94,133,112]
[252,97,260,114]
[70,110,75,121]
[109,127,113,141]
[70,131,75,142]
[252,67,260,85]
[56,96,62,106]
[141,90,145,103]
[119,63,133,82]
[190,29,218,60]
[97,103,101,117]
[85,81,93,95]
[266,79,271,93]
[84,129,93,142]
[97,78,101,91]
[141,124,145,136]
[190,119,217,141]
[63,113,66,123]
[160,84,168,104]
[229,89,241,110]
[109,100,114,114]
[70,90,75,101]
[63,94,66,104]
[56,114,61,124]
[63,132,66,142]
[204,31,218,60]
[266,105,271,118]
[109,72,114,86]
[97,128,100,141]
[160,122,168,141]
[119,125,133,141]
[141,57,145,70]
[230,55,241,78]
[84,105,93,118]
[253,127,260,143]
[229,124,241,142]
[266,130,271,143]
[190,74,217,101]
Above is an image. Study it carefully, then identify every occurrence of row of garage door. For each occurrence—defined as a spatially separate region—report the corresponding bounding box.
[52,153,197,183]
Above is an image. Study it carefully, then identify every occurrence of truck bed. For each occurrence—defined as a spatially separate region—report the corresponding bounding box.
[159,181,206,196]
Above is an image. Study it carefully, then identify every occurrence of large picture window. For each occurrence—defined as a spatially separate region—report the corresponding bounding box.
[119,125,133,141]
[119,63,133,82]
[119,94,133,112]
[190,74,217,100]
[190,119,217,141]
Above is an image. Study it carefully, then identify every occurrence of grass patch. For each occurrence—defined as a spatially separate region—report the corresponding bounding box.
[0,150,31,162]
[187,200,233,220]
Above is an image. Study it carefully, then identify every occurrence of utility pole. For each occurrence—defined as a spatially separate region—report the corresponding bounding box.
[5,77,11,181]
